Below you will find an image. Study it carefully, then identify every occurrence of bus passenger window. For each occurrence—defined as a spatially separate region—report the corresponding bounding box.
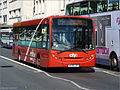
[73,3,80,15]
[108,0,119,11]
[80,1,88,15]
[36,28,42,41]
[97,1,107,12]
[66,4,73,15]
[74,11,79,15]
[89,1,97,13]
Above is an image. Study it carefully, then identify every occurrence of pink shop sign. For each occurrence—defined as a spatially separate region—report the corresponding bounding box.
[116,17,120,25]
[96,47,109,55]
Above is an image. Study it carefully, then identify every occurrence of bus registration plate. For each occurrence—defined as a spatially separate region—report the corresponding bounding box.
[68,64,79,67]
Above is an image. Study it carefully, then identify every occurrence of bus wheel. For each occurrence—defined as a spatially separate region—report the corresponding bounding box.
[36,55,40,68]
[110,54,118,71]
[1,43,3,48]
[18,52,21,61]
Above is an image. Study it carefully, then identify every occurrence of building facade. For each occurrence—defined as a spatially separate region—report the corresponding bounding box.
[0,0,9,25]
[0,0,77,25]
[0,0,34,25]
[8,0,34,25]
[33,0,76,19]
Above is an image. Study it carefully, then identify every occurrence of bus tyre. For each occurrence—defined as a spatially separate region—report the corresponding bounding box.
[18,52,21,61]
[36,55,40,68]
[1,43,3,48]
[110,54,118,71]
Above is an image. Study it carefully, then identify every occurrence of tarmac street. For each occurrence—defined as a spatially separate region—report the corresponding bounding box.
[0,47,120,90]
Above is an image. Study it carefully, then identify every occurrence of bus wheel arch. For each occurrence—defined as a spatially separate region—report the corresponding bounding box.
[109,51,118,71]
[36,53,41,67]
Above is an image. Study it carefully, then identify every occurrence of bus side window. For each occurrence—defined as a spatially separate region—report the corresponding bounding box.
[66,4,73,15]
[13,28,19,41]
[35,24,48,49]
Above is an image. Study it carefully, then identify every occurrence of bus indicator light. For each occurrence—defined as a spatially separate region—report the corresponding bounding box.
[52,54,55,57]
[55,56,57,59]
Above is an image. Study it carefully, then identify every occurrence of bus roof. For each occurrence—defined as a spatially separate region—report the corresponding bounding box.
[0,29,12,32]
[0,25,13,29]
[13,15,94,27]
[13,17,49,27]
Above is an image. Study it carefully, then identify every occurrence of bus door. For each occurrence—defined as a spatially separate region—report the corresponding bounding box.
[106,28,119,56]
[38,25,49,67]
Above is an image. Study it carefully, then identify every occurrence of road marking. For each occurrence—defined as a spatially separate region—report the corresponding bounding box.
[0,56,89,90]
[0,56,43,72]
[94,67,120,77]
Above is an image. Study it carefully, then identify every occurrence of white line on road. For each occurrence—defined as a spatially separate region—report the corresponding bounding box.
[94,67,120,77]
[0,55,89,90]
[0,55,43,72]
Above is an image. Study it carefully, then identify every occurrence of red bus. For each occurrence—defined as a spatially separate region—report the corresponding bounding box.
[12,15,96,67]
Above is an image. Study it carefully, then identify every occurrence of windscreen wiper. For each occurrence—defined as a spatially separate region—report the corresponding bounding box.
[57,49,71,54]
[81,49,88,54]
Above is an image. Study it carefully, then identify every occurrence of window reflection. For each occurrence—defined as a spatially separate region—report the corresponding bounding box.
[13,24,49,49]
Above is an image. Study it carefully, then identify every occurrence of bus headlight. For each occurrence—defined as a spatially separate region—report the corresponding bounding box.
[91,54,94,59]
[55,56,57,59]
[86,57,89,60]
[91,54,94,57]
[52,54,55,57]
[89,56,92,59]
[86,54,94,60]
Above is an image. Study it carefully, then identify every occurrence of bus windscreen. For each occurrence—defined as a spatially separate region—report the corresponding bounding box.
[51,17,95,51]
